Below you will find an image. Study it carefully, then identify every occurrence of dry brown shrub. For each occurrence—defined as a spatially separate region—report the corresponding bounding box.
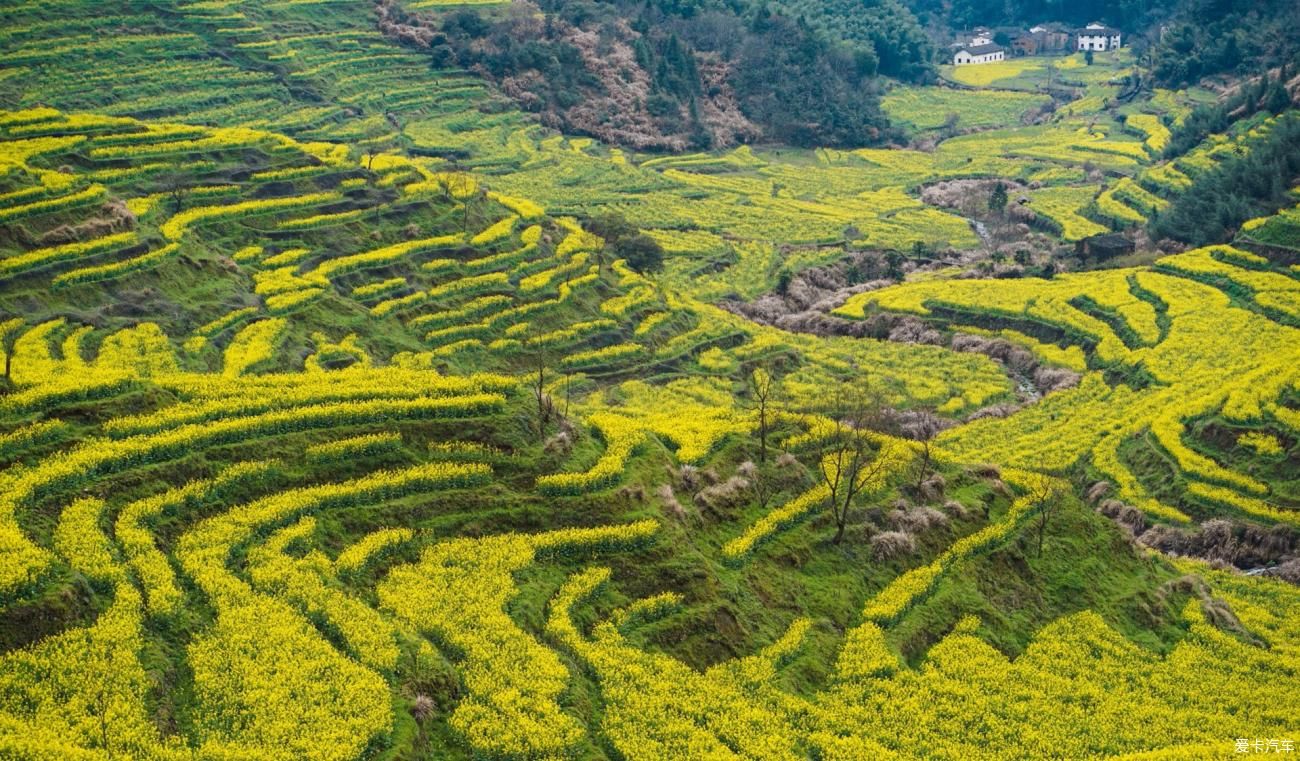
[694,476,751,512]
[1086,481,1113,504]
[657,484,687,520]
[871,530,916,560]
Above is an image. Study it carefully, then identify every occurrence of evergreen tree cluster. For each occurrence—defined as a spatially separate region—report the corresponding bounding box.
[584,213,666,274]
[1150,111,1300,246]
[1163,67,1295,158]
[1148,0,1300,88]
[771,0,934,81]
[904,0,1157,34]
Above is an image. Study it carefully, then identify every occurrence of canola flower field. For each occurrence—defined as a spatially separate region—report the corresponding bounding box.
[0,1,1298,759]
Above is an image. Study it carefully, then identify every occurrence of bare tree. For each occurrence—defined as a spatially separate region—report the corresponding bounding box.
[748,466,777,512]
[1023,473,1066,556]
[93,682,112,757]
[527,350,555,441]
[745,454,805,516]
[162,172,189,214]
[441,171,479,233]
[639,313,672,365]
[813,385,898,544]
[1,319,20,390]
[747,365,780,464]
[897,409,945,493]
[85,642,131,760]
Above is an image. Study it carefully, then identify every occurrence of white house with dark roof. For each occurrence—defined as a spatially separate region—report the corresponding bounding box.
[949,28,993,50]
[953,43,1006,65]
[1077,22,1121,51]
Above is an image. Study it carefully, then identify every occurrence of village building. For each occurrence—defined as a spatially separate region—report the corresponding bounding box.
[950,30,991,51]
[1014,23,1072,55]
[953,22,1078,59]
[1076,233,1134,260]
[953,43,1006,65]
[1077,22,1122,52]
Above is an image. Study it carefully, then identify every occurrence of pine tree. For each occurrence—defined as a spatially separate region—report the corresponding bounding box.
[989,182,1008,214]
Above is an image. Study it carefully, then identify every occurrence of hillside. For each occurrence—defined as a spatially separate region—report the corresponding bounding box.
[1,1,1299,760]
[375,0,915,150]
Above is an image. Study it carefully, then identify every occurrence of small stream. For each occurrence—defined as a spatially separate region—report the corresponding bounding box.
[1010,367,1041,402]
[955,217,1048,402]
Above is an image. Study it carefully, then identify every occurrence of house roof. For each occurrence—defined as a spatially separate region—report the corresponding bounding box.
[1080,233,1133,250]
[956,43,1005,56]
[1080,25,1120,35]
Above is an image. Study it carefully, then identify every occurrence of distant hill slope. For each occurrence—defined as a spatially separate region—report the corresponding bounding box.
[377,0,932,150]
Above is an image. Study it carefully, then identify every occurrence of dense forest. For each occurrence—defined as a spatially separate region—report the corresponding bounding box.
[1147,0,1300,87]
[906,0,1155,29]
[772,0,933,81]
[377,0,924,149]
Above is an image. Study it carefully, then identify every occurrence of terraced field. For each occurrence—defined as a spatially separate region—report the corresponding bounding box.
[882,86,1051,134]
[3,0,1199,293]
[1,1,1299,760]
[837,248,1300,519]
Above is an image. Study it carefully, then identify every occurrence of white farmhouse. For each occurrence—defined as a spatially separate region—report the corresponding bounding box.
[1077,22,1121,51]
[953,43,1006,65]
[949,27,993,50]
